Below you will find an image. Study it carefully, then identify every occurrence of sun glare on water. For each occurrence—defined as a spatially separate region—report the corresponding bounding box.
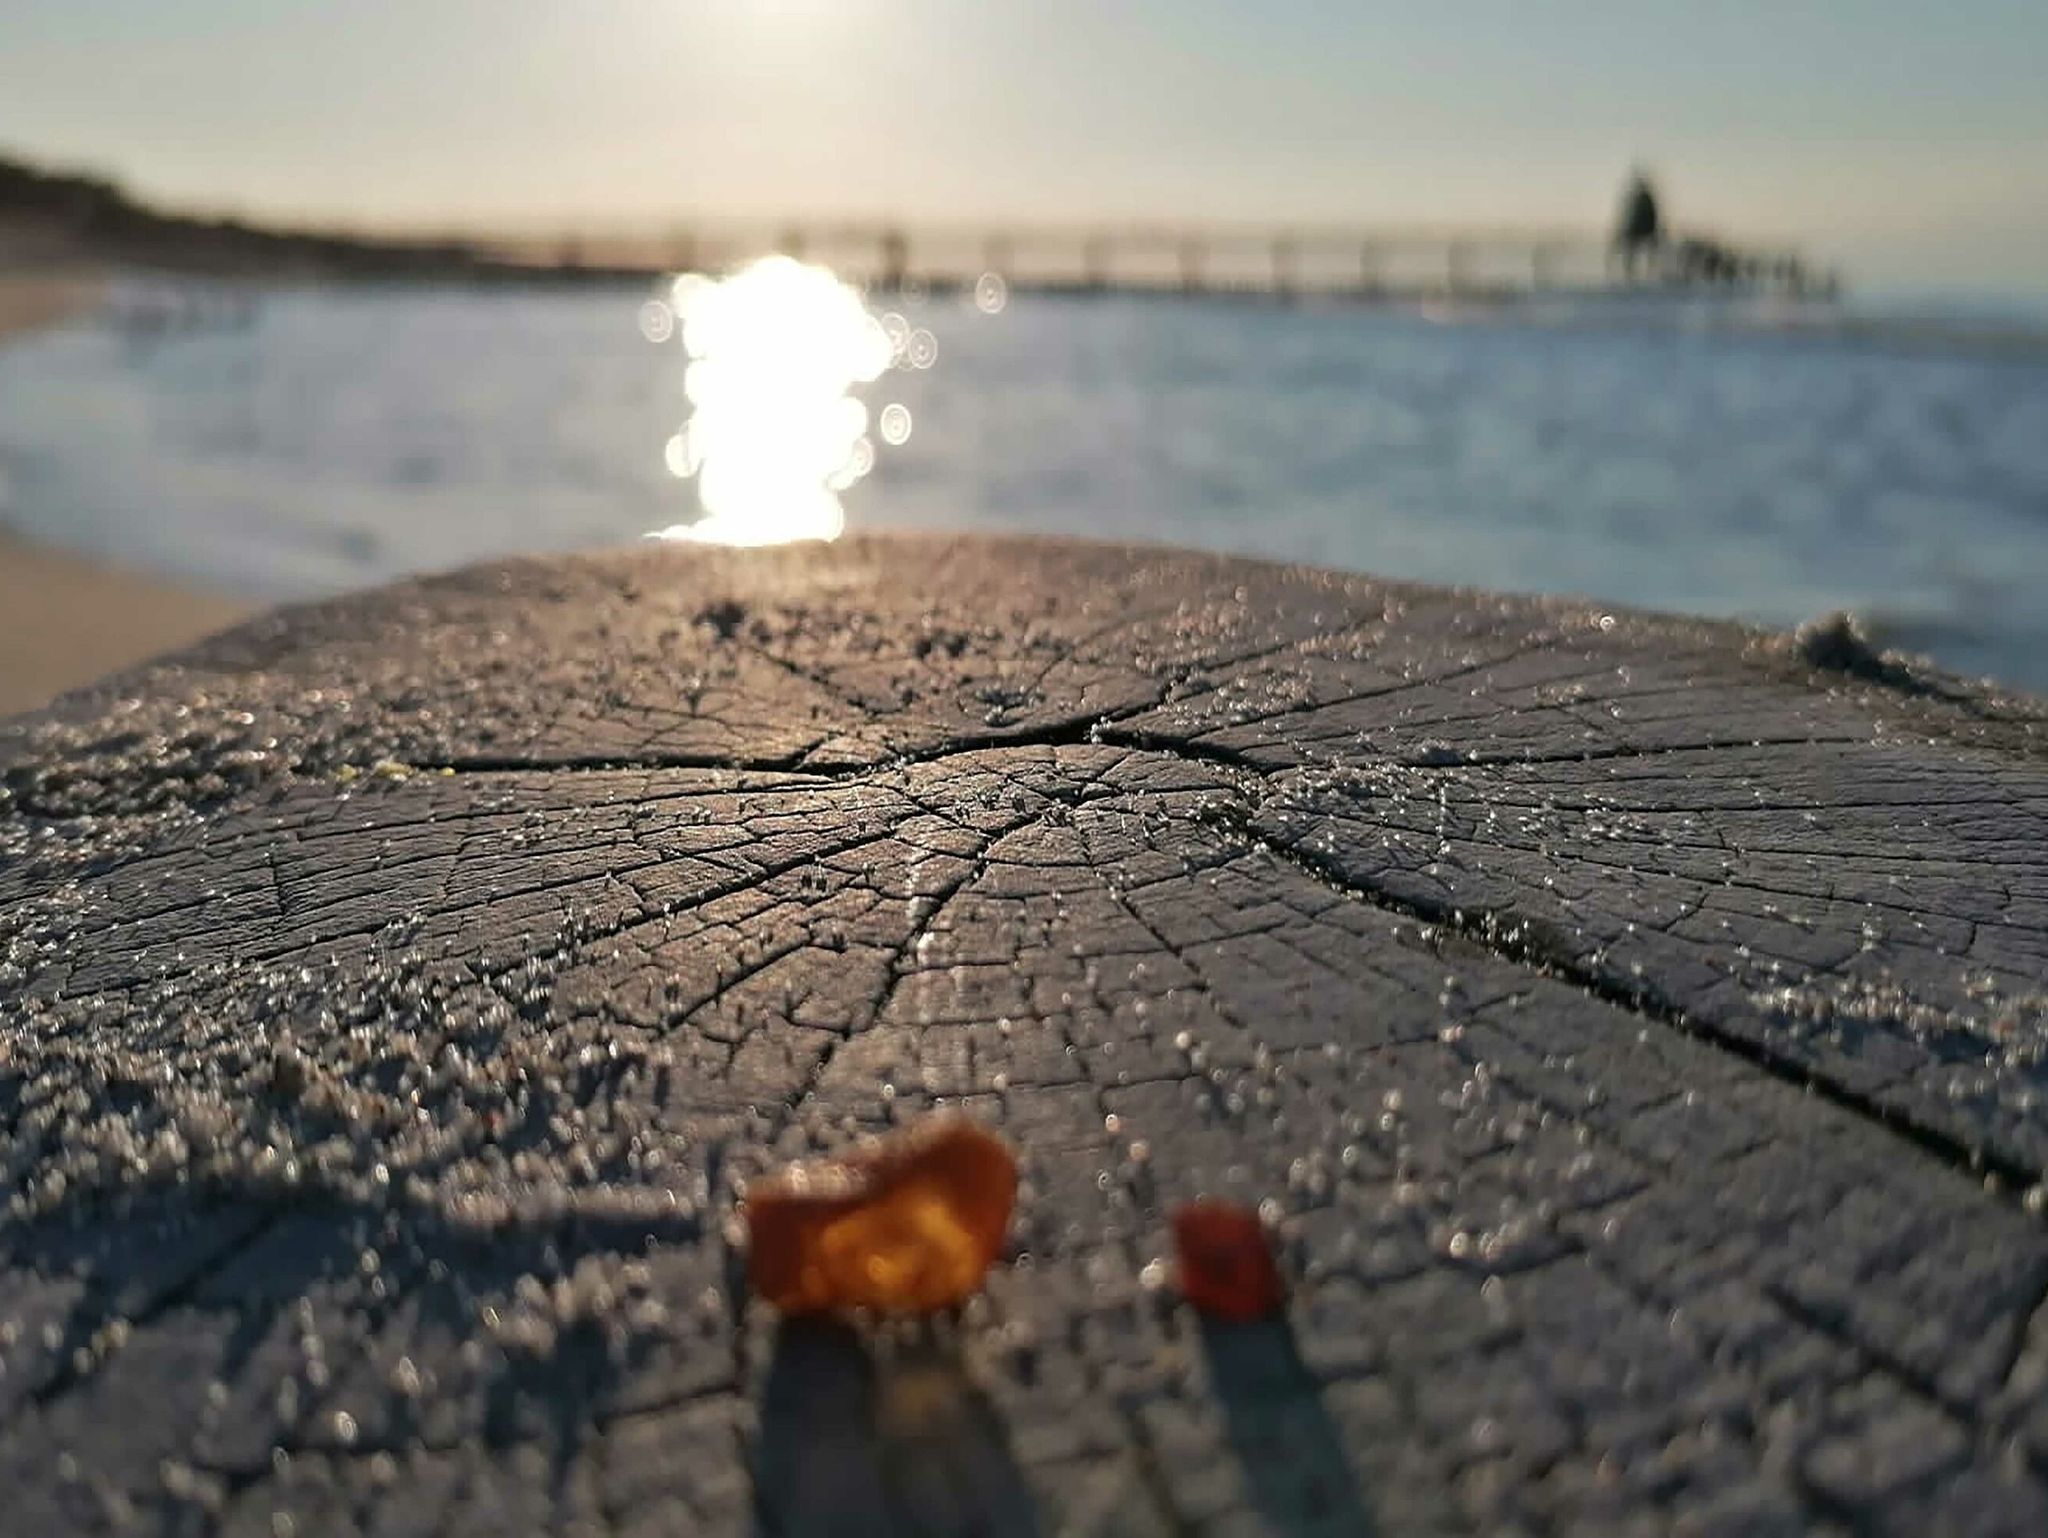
[646,256,921,547]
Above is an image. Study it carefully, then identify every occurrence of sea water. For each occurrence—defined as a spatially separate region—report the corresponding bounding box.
[2,279,2044,690]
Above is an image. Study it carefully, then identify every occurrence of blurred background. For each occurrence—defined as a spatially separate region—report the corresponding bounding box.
[2,0,2046,712]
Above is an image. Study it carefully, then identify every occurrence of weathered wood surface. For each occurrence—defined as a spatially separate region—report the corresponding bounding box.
[2,532,2047,1536]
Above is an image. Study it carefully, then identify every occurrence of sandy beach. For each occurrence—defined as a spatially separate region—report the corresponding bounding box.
[0,273,252,718]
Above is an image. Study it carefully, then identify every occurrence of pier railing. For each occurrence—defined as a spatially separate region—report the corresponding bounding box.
[478,219,1833,300]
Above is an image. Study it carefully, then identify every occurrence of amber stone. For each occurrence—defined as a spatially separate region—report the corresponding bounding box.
[1172,1199,1285,1321]
[744,1116,1018,1314]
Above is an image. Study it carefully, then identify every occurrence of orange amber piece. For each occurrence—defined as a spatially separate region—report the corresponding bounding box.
[744,1117,1018,1315]
[1173,1199,1285,1321]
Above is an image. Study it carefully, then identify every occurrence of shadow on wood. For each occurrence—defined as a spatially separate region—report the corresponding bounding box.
[1198,1316,1377,1537]
[0,1187,734,1533]
[755,1319,1038,1538]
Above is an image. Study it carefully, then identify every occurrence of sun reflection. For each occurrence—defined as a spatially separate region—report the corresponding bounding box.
[636,299,675,343]
[878,402,913,446]
[647,256,898,547]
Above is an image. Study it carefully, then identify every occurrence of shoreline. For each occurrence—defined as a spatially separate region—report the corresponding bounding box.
[0,270,104,337]
[0,531,253,718]
[0,273,254,718]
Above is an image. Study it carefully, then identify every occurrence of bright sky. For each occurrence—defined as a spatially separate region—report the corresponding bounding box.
[5,0,2046,296]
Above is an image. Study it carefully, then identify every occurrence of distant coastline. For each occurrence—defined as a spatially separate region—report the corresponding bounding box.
[0,153,636,284]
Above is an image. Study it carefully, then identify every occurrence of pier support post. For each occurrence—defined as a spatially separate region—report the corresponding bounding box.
[1271,235,1297,301]
[982,233,1012,280]
[1357,242,1382,298]
[879,227,909,291]
[1082,233,1109,291]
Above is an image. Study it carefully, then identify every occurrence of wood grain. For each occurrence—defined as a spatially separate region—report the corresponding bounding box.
[3,533,2046,1535]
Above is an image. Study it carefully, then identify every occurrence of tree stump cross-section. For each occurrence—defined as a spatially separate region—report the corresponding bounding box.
[2,533,2047,1535]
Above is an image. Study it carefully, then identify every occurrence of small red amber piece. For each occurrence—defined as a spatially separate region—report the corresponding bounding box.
[744,1116,1018,1315]
[1172,1199,1285,1321]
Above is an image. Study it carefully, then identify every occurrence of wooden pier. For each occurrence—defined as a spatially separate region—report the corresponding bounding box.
[486,218,1835,301]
